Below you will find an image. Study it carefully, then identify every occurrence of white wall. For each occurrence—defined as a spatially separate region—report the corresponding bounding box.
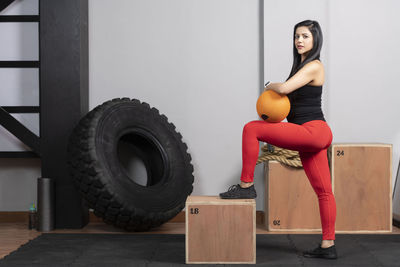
[264,0,400,218]
[89,0,265,207]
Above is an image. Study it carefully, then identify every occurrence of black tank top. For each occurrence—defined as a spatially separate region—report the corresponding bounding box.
[286,84,325,125]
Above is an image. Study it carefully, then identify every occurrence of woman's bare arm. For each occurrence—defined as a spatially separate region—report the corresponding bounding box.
[265,61,322,95]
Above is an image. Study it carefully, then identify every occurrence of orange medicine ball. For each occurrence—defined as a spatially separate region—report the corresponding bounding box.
[256,90,291,122]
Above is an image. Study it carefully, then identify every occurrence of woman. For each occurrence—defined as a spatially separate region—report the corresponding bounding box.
[220,20,337,260]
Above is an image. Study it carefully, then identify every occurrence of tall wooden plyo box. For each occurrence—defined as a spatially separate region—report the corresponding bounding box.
[331,144,392,232]
[264,161,322,231]
[186,196,256,264]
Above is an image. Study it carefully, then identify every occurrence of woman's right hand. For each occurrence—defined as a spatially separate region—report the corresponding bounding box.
[264,81,271,91]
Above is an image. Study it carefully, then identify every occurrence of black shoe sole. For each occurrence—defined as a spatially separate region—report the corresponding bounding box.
[219,194,257,199]
[303,254,338,259]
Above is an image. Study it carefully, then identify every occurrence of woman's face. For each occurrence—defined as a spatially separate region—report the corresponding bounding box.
[294,26,313,56]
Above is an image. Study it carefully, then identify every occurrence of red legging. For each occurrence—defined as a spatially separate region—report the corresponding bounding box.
[241,119,336,240]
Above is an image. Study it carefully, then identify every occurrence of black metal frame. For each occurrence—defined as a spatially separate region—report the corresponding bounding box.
[1,106,39,113]
[0,0,89,228]
[0,61,39,68]
[40,0,89,228]
[0,2,41,157]
[0,0,15,12]
[0,107,40,153]
[0,151,39,158]
[0,15,39,22]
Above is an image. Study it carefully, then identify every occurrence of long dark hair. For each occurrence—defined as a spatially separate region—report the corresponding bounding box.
[287,20,323,80]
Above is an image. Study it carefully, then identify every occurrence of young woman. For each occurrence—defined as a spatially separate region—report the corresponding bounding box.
[220,20,337,260]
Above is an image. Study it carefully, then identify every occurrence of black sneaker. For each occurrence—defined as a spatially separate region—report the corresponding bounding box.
[219,184,257,199]
[303,244,338,259]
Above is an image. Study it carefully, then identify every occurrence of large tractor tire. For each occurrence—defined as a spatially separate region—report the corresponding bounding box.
[67,98,194,231]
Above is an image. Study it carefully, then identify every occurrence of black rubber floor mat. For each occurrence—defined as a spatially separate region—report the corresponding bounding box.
[1,233,399,266]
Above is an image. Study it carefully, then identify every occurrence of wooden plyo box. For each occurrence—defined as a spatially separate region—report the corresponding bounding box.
[264,161,322,231]
[331,144,392,232]
[185,196,256,264]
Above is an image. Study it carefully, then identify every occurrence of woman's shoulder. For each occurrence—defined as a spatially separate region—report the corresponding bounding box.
[304,59,323,68]
[304,60,324,86]
[302,59,324,74]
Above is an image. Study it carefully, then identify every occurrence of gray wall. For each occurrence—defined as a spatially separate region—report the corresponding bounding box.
[1,0,400,218]
[88,0,265,207]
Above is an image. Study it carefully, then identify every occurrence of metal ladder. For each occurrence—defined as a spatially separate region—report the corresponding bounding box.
[0,0,40,158]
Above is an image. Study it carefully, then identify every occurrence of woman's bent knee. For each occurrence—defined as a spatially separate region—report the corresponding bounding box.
[243,120,261,135]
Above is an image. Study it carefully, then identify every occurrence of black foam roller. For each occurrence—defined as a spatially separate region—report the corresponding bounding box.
[37,178,54,231]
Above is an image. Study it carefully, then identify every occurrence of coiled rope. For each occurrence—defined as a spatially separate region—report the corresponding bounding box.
[256,144,303,168]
